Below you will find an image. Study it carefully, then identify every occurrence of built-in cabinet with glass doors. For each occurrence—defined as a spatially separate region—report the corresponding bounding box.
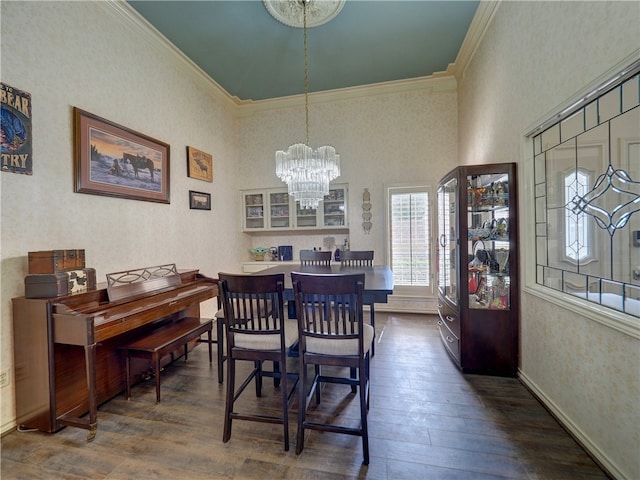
[242,184,348,232]
[436,163,519,376]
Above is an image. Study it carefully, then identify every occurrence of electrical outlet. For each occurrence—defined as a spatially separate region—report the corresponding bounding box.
[0,369,9,388]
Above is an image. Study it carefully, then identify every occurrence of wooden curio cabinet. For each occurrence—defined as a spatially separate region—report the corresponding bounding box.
[436,163,519,376]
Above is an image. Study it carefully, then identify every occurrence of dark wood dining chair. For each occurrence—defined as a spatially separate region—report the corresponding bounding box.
[340,250,374,267]
[291,272,372,465]
[214,301,226,383]
[198,284,225,383]
[300,250,331,266]
[340,250,376,356]
[198,279,226,383]
[218,272,299,451]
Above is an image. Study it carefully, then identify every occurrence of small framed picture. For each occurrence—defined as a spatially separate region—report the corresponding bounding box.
[189,190,211,210]
[187,146,213,182]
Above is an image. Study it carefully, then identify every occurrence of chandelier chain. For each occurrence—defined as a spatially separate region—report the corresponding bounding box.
[303,1,309,145]
[274,0,341,210]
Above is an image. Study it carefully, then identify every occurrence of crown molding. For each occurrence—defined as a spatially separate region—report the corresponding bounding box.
[233,75,458,117]
[453,0,501,80]
[101,0,476,117]
[101,1,238,110]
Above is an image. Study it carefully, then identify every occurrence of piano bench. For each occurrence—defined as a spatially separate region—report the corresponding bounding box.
[121,317,213,404]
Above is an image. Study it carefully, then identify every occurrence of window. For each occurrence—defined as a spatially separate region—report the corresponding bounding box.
[530,61,640,318]
[564,169,591,261]
[387,186,431,288]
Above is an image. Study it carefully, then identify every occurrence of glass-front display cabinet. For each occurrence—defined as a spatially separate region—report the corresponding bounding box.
[242,185,349,232]
[269,191,291,229]
[243,192,265,230]
[323,187,346,227]
[296,203,317,228]
[436,163,519,376]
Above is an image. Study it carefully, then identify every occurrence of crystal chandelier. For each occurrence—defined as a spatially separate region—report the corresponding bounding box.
[273,0,341,209]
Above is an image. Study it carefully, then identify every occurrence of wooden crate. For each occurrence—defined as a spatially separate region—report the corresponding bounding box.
[28,250,85,274]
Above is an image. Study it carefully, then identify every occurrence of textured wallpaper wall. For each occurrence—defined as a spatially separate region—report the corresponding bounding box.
[457,2,640,478]
[237,86,459,264]
[0,1,244,430]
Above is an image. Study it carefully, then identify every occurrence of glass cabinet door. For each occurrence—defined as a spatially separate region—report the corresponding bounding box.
[437,177,458,305]
[323,187,346,227]
[467,173,510,310]
[244,192,265,230]
[269,191,291,229]
[296,203,317,228]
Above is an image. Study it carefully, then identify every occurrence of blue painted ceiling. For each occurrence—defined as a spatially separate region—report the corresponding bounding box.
[128,1,479,101]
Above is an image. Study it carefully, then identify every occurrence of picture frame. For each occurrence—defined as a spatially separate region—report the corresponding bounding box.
[189,190,211,210]
[187,146,213,182]
[73,107,170,203]
[1,82,33,175]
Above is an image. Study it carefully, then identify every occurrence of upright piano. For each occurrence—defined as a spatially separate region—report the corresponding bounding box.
[12,267,217,440]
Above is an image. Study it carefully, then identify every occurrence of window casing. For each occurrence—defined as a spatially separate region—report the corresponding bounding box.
[386,185,433,295]
[530,61,640,318]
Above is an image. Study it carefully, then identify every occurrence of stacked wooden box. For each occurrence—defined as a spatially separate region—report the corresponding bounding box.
[25,249,96,298]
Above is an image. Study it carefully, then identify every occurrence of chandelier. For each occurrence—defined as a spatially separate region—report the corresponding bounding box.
[271,0,342,209]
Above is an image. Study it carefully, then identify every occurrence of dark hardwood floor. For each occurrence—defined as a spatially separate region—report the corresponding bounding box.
[1,313,609,479]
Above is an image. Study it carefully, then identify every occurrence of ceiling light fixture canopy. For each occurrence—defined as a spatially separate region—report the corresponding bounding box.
[264,0,345,28]
[269,0,343,210]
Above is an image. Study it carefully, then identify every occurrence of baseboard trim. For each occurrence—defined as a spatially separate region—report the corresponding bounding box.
[375,294,439,315]
[376,306,438,315]
[1,420,17,437]
[518,371,623,480]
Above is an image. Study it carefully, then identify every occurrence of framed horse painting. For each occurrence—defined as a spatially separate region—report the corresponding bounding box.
[73,107,170,203]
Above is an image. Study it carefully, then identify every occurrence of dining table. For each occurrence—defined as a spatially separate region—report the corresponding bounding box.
[256,264,394,316]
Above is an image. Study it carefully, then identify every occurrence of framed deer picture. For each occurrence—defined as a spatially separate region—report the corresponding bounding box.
[73,107,170,203]
[186,146,213,182]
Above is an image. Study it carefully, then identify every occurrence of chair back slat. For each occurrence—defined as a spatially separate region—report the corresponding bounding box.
[340,250,374,267]
[292,272,365,347]
[218,273,285,340]
[300,250,332,266]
